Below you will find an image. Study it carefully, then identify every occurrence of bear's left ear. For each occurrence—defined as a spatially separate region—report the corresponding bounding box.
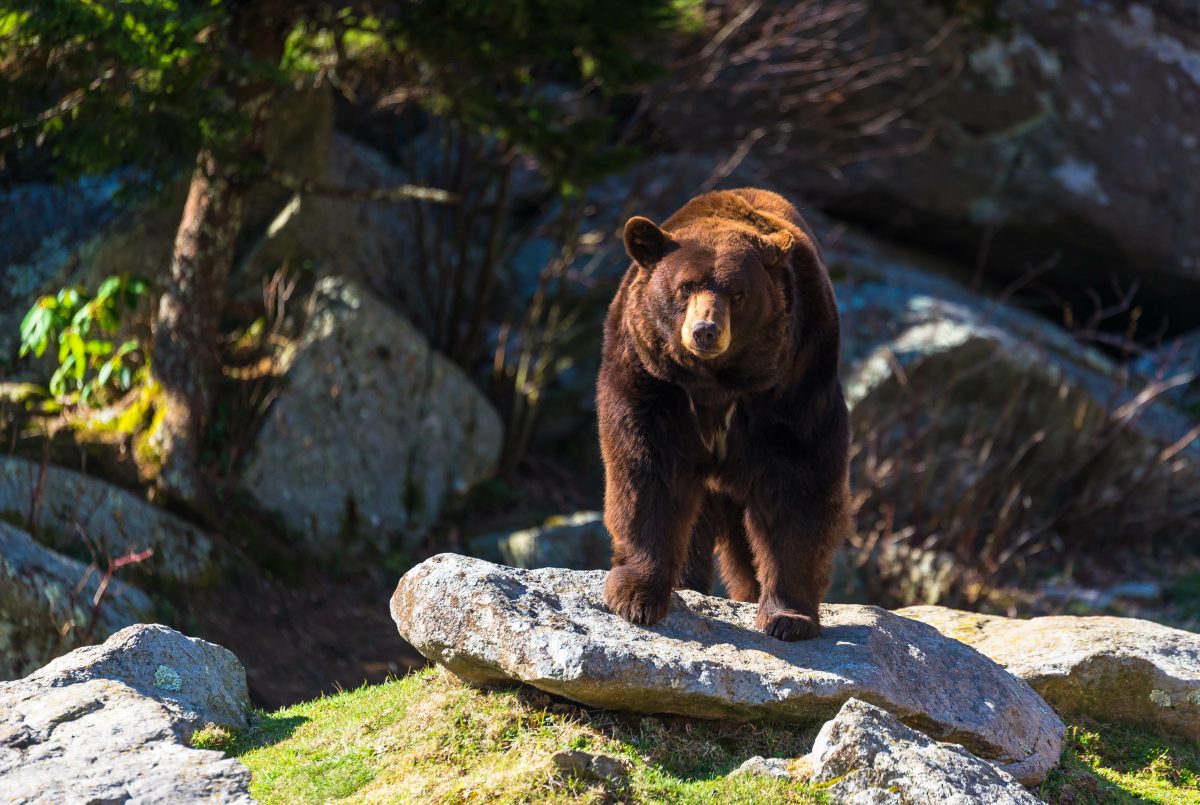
[759,230,795,266]
[624,216,678,268]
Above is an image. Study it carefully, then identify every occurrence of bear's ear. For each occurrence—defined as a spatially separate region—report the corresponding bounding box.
[758,229,795,267]
[624,216,678,268]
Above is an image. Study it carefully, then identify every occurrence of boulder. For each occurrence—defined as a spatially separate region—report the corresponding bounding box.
[391,554,1064,784]
[0,521,155,680]
[241,276,502,558]
[17,623,251,731]
[0,625,253,803]
[794,698,1042,805]
[899,605,1200,739]
[466,511,610,571]
[0,456,215,586]
[655,1,1200,321]
[829,228,1200,572]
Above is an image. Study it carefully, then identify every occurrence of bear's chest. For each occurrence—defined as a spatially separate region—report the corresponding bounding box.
[688,397,737,464]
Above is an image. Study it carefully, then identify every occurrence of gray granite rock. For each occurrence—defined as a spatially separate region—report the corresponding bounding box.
[17,623,251,731]
[731,756,792,780]
[391,554,1064,784]
[0,456,215,585]
[466,512,610,571]
[0,521,155,679]
[0,677,252,804]
[795,698,1042,804]
[241,276,502,558]
[899,606,1200,740]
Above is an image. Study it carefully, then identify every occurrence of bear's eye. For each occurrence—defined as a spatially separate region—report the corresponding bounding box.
[678,281,699,295]
[731,291,745,304]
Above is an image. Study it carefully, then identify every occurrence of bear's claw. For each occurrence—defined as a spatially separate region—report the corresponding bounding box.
[756,607,821,641]
[604,566,672,625]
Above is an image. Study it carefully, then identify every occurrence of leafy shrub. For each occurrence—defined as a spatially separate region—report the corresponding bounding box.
[18,274,150,405]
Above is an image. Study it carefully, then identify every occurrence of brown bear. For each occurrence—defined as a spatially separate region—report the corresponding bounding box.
[597,187,850,641]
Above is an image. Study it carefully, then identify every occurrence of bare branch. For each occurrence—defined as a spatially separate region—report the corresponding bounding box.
[263,167,459,204]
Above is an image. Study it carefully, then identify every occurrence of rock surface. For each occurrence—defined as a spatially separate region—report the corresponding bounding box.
[795,698,1042,805]
[242,276,503,558]
[0,521,155,679]
[17,623,251,731]
[0,455,215,585]
[899,605,1200,739]
[391,554,1063,784]
[0,625,253,803]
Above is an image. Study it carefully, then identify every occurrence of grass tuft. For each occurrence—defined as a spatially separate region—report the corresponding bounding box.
[1041,719,1200,804]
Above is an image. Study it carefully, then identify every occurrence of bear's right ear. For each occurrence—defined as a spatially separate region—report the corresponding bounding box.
[624,216,678,268]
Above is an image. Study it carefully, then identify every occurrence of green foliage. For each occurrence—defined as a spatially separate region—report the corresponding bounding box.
[19,275,150,405]
[0,0,226,181]
[372,0,702,191]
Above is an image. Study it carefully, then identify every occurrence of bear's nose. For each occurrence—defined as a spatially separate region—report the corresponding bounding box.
[691,321,719,350]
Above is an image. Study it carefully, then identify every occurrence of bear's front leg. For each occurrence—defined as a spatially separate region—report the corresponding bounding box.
[743,477,847,641]
[598,390,703,626]
[602,471,702,626]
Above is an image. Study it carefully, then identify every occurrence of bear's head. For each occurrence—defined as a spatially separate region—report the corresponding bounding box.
[622,214,797,389]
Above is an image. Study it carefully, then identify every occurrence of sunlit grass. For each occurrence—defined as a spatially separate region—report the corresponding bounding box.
[205,666,1200,804]
[1041,720,1200,804]
[224,667,823,804]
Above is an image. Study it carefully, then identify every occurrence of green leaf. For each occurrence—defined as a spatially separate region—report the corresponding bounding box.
[49,364,70,398]
[96,357,117,388]
[85,340,114,356]
[96,275,122,300]
[66,331,86,382]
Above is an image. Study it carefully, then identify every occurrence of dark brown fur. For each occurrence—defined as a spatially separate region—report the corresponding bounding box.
[597,188,850,640]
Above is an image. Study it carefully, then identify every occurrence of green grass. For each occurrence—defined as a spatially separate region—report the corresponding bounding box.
[200,667,1200,804]
[211,667,824,804]
[1041,720,1200,804]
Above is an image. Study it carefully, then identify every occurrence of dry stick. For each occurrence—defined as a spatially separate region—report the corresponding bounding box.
[462,157,514,366]
[440,131,478,355]
[263,167,458,204]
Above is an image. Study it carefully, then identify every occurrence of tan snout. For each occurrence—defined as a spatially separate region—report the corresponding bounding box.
[681,291,731,358]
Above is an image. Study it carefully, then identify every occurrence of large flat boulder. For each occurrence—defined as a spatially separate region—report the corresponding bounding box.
[0,521,155,679]
[899,605,1200,739]
[0,625,253,803]
[793,698,1042,805]
[241,276,503,558]
[0,456,215,586]
[391,554,1064,784]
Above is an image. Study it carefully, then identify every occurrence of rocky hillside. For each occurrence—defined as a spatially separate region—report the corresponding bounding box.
[4,556,1198,803]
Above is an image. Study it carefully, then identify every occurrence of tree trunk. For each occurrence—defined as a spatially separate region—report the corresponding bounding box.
[150,150,246,505]
[149,0,288,507]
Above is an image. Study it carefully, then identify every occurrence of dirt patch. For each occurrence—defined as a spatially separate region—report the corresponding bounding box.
[185,566,426,711]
